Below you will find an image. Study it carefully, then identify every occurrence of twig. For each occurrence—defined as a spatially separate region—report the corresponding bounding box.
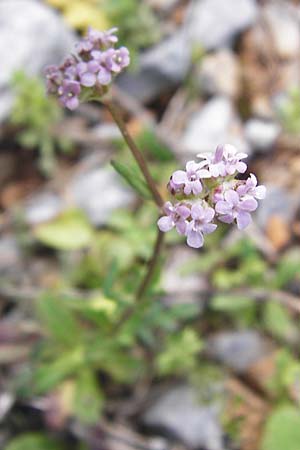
[105,100,164,208]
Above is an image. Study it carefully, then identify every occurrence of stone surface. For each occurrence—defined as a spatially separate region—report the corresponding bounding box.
[24,192,64,225]
[162,246,208,308]
[197,49,240,98]
[119,0,257,102]
[186,0,257,50]
[142,385,226,450]
[207,330,271,373]
[69,166,134,226]
[0,236,21,274]
[256,185,298,228]
[263,2,300,59]
[181,97,249,157]
[245,118,281,152]
[0,0,75,121]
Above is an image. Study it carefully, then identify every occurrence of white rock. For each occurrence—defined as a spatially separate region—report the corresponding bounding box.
[181,97,249,156]
[120,0,257,102]
[197,49,240,98]
[263,2,300,59]
[69,167,134,226]
[186,0,258,50]
[24,192,64,225]
[245,118,280,152]
[0,0,75,121]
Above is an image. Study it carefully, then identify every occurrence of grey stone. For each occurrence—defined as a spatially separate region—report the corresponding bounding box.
[245,119,281,152]
[181,97,249,157]
[207,330,271,372]
[69,166,134,226]
[0,236,21,273]
[24,192,64,225]
[186,0,257,50]
[0,0,75,121]
[256,185,298,228]
[142,385,226,450]
[197,49,240,98]
[162,246,208,309]
[120,0,257,102]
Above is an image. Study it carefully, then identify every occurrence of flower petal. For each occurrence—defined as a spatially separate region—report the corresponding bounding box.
[240,197,258,212]
[172,170,187,184]
[224,190,239,206]
[236,211,252,230]
[215,201,232,215]
[157,216,174,232]
[187,229,204,248]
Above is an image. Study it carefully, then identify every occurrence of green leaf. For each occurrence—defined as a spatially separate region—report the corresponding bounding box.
[37,293,81,346]
[73,370,104,424]
[156,328,203,376]
[4,433,64,450]
[34,348,84,394]
[211,294,254,311]
[261,405,300,450]
[135,128,174,162]
[263,301,295,340]
[35,210,93,250]
[111,160,151,200]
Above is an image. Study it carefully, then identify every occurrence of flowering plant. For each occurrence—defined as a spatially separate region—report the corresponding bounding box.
[45,26,266,309]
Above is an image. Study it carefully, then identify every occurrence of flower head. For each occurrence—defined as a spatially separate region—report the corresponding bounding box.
[159,144,266,248]
[45,28,130,110]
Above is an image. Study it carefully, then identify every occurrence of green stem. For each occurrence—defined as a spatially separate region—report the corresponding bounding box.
[105,100,164,208]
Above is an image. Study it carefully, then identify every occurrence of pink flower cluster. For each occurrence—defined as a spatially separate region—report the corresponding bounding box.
[45,28,130,110]
[158,144,266,248]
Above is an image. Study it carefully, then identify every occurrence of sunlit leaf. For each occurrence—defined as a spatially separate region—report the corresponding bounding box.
[35,210,93,250]
[261,405,300,450]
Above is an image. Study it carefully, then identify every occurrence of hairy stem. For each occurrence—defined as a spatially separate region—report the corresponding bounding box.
[105,100,164,208]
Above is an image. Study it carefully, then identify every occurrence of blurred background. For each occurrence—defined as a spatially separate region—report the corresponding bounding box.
[1,0,300,449]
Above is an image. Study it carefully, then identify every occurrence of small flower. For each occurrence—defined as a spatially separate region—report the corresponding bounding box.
[172,161,209,196]
[215,189,257,230]
[58,80,81,110]
[237,174,266,200]
[157,201,190,235]
[223,144,248,175]
[76,61,99,87]
[185,203,217,248]
[198,144,248,177]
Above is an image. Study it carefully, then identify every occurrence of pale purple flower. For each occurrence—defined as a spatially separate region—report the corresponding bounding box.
[172,161,209,196]
[88,27,118,48]
[45,28,130,109]
[57,80,81,110]
[237,174,266,200]
[157,202,190,235]
[76,61,99,87]
[197,145,227,177]
[198,144,248,177]
[215,189,257,230]
[185,203,217,248]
